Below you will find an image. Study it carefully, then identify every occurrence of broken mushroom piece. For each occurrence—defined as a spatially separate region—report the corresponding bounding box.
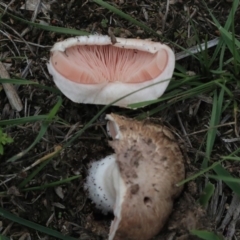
[84,113,185,240]
[47,35,175,107]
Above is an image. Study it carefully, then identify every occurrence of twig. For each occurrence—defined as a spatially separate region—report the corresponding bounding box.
[175,37,220,61]
[222,137,240,143]
[234,103,239,137]
[21,145,62,173]
[1,0,15,15]
[162,0,170,32]
[184,121,236,137]
[0,62,23,112]
[21,0,42,37]
[1,21,35,56]
[218,194,240,233]
[176,111,192,147]
[0,174,17,187]
[21,59,33,78]
[13,39,51,48]
[0,30,20,56]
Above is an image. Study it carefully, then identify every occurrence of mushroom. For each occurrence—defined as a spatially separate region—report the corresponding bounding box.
[47,35,175,107]
[84,113,185,240]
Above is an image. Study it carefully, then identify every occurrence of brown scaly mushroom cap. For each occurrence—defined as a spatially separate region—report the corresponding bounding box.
[47,35,175,107]
[85,113,185,240]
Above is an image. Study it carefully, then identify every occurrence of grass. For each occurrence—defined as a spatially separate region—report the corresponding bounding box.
[0,0,240,239]
[190,230,224,240]
[0,207,78,240]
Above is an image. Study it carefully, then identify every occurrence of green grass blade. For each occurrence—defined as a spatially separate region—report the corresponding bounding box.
[177,161,221,186]
[0,56,27,61]
[32,84,61,94]
[190,230,223,240]
[198,182,215,208]
[187,20,211,70]
[93,0,158,36]
[204,0,239,67]
[18,158,53,188]
[218,27,240,64]
[203,0,239,30]
[214,81,233,98]
[213,164,240,196]
[223,0,239,30]
[174,63,187,73]
[230,3,239,74]
[0,234,10,240]
[6,122,50,162]
[204,90,218,168]
[129,78,220,109]
[220,26,240,47]
[221,156,240,161]
[22,175,81,191]
[0,8,89,36]
[209,39,225,68]
[179,157,240,197]
[0,78,61,94]
[46,97,62,120]
[218,40,226,71]
[0,78,37,84]
[208,175,240,183]
[0,208,78,240]
[177,148,240,186]
[6,97,62,162]
[0,115,49,126]
[202,87,225,168]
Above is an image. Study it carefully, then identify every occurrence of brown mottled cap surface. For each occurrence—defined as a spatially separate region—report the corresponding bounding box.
[107,113,185,240]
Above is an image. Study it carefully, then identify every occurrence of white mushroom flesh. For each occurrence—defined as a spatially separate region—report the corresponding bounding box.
[84,154,125,214]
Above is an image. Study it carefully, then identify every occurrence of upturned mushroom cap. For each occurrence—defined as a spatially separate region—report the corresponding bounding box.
[47,35,175,107]
[85,113,185,240]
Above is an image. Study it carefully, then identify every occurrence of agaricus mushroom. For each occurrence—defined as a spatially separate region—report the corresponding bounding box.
[84,113,185,240]
[47,35,175,107]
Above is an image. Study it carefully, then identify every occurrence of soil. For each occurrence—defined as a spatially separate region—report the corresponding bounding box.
[0,0,240,240]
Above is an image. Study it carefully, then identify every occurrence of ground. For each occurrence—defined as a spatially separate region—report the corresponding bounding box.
[0,0,240,240]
